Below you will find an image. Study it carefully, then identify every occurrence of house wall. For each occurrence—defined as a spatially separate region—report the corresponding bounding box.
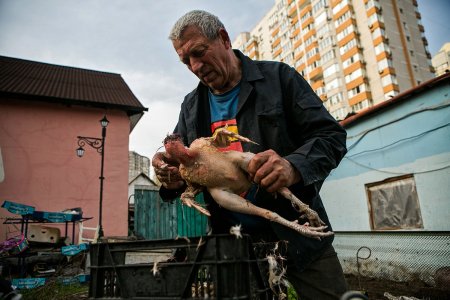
[321,83,450,231]
[128,176,158,205]
[0,99,131,241]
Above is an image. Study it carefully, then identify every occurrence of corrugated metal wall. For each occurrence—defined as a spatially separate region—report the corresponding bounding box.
[334,231,450,285]
[134,189,209,239]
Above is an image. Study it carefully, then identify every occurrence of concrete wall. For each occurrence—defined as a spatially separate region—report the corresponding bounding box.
[321,81,450,231]
[0,99,131,241]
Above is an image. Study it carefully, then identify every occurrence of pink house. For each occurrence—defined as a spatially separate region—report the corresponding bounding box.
[0,56,147,242]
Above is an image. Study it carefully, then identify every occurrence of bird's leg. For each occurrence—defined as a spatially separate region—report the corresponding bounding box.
[277,187,326,228]
[209,188,332,239]
[211,125,258,148]
[180,184,210,216]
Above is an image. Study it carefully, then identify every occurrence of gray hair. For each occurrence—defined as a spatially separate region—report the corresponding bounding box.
[169,10,225,41]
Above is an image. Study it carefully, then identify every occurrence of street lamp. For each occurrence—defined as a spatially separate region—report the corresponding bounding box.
[76,115,109,241]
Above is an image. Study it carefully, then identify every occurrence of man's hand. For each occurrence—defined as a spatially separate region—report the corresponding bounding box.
[152,152,185,190]
[247,149,301,193]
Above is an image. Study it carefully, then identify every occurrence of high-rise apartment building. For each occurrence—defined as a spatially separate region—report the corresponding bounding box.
[129,151,150,181]
[432,42,450,77]
[233,0,434,120]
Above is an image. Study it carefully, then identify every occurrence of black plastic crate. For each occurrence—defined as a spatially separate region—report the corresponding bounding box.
[89,234,271,299]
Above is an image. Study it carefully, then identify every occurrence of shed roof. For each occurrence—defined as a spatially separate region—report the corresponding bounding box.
[340,72,450,127]
[0,55,147,118]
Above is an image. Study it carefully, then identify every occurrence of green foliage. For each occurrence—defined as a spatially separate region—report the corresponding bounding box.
[20,281,88,300]
[287,282,298,300]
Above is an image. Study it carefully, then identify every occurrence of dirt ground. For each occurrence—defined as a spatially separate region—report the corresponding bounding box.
[345,274,450,300]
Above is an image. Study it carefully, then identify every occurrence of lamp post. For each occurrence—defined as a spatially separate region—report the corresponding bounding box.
[76,116,109,241]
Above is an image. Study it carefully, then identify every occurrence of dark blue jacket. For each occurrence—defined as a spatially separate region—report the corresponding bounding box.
[161,50,347,271]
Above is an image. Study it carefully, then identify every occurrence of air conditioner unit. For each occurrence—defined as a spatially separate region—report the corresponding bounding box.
[378,68,384,74]
[368,24,373,29]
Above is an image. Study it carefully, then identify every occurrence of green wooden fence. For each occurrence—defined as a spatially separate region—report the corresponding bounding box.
[134,189,209,239]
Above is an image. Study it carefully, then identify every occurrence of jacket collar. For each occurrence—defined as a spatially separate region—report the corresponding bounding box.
[234,50,264,82]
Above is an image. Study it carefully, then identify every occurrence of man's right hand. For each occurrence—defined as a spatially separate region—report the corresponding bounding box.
[152,152,185,190]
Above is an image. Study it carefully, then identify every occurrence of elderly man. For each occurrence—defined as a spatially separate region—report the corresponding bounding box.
[152,10,348,299]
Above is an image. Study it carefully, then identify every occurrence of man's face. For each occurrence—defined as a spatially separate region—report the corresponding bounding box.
[173,25,233,93]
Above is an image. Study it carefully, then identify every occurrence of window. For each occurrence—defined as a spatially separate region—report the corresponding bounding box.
[316,24,330,37]
[330,107,347,120]
[366,175,423,230]
[348,84,366,98]
[336,25,356,41]
[351,99,371,112]
[313,0,327,14]
[323,63,339,77]
[345,69,363,83]
[334,11,351,27]
[327,78,340,90]
[301,11,312,23]
[332,0,349,15]
[329,92,343,105]
[339,39,357,55]
[381,75,397,86]
[315,11,328,26]
[321,49,335,64]
[319,36,334,50]
[306,47,319,59]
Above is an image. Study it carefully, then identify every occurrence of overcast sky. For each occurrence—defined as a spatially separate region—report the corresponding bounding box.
[1,0,449,172]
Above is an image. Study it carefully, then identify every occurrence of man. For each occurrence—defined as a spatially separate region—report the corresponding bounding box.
[152,10,348,299]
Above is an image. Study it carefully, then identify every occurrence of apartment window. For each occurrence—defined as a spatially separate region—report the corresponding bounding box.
[332,0,350,15]
[348,84,366,98]
[316,86,326,96]
[334,11,351,27]
[306,47,319,59]
[331,107,347,120]
[381,75,397,86]
[374,43,389,55]
[321,49,335,64]
[315,11,328,26]
[366,175,423,230]
[371,28,385,40]
[339,39,357,55]
[305,35,315,46]
[336,25,356,41]
[319,36,334,50]
[313,0,327,13]
[323,63,339,77]
[378,58,393,70]
[365,0,380,10]
[329,92,343,105]
[301,12,312,23]
[273,44,281,52]
[327,78,341,90]
[351,99,370,112]
[302,23,314,36]
[368,13,383,26]
[343,53,363,68]
[316,24,330,37]
[345,69,363,83]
